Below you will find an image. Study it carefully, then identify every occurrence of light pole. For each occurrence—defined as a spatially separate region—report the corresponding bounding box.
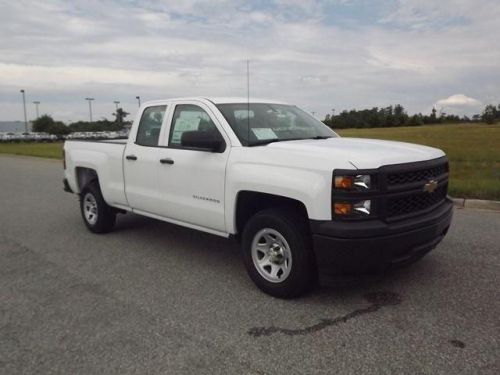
[85,97,94,123]
[33,101,40,119]
[113,100,120,110]
[136,96,141,107]
[20,89,28,132]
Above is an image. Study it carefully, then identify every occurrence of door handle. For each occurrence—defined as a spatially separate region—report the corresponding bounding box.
[159,158,174,165]
[126,155,137,161]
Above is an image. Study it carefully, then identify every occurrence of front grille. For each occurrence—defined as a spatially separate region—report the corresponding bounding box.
[387,184,447,217]
[332,156,450,221]
[387,163,448,186]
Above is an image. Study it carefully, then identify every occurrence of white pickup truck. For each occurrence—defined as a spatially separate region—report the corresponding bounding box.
[63,97,453,298]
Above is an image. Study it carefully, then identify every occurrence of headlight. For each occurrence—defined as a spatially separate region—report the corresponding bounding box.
[334,175,371,190]
[334,200,371,217]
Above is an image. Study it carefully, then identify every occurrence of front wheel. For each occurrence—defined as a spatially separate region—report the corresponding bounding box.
[242,208,317,298]
[80,181,116,234]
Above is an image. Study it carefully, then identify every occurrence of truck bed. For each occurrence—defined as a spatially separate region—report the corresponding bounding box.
[64,139,128,207]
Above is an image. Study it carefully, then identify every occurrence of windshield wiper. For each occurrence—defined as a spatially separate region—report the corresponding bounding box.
[308,136,332,140]
[248,137,305,147]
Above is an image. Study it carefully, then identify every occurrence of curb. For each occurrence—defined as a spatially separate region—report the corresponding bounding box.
[451,197,500,212]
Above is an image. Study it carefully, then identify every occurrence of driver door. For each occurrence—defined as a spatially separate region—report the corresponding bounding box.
[156,101,230,232]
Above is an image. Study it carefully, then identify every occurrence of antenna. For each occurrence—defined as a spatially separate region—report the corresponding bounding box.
[247,59,250,146]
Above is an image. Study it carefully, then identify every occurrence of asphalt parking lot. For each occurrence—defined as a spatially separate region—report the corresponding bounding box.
[1,155,499,374]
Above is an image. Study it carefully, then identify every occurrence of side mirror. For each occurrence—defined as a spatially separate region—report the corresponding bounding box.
[181,131,225,152]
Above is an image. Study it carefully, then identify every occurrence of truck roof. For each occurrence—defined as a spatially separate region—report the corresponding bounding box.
[142,97,290,106]
[206,97,289,105]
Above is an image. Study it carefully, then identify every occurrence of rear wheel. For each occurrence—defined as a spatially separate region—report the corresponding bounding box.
[80,181,116,234]
[242,208,317,298]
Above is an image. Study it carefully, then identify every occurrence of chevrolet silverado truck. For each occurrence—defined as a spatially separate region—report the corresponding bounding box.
[63,97,453,298]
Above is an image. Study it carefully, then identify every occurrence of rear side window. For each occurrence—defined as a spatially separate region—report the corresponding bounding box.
[136,105,167,146]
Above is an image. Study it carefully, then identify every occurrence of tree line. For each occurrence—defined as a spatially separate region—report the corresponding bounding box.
[322,103,500,129]
[31,108,131,135]
[30,102,500,135]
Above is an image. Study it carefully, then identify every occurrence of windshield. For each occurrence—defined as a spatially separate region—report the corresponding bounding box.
[216,103,338,146]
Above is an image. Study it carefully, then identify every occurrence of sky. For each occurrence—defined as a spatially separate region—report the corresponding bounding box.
[0,0,499,123]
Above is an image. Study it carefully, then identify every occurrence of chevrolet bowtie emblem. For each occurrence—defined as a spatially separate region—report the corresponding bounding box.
[423,179,438,193]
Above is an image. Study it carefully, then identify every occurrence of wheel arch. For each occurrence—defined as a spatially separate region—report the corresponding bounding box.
[75,167,100,193]
[233,191,309,239]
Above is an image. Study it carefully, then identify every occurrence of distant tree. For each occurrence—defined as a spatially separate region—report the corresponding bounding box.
[393,104,409,125]
[32,114,54,133]
[408,114,423,126]
[482,104,498,124]
[384,106,396,127]
[321,102,478,130]
[49,121,71,136]
[113,108,129,129]
[31,114,70,135]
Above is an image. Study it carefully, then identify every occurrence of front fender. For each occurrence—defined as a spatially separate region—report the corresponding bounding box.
[225,162,333,233]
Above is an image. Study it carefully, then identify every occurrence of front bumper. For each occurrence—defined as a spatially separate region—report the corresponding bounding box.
[310,198,453,274]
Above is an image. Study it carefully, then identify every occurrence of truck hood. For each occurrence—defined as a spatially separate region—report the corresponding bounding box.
[266,137,445,169]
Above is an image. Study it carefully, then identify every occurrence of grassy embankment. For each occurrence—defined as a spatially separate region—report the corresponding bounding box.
[0,123,498,199]
[0,142,64,159]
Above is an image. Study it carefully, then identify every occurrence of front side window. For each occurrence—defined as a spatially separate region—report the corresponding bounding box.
[169,104,222,147]
[136,105,167,146]
[216,103,337,146]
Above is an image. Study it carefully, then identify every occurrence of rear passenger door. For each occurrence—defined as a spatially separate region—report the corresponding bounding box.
[156,101,230,233]
[124,105,168,215]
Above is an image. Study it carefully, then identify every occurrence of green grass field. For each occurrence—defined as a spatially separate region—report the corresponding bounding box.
[0,142,64,159]
[338,123,500,200]
[1,123,499,199]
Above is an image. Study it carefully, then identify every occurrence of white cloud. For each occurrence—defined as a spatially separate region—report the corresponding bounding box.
[435,94,481,108]
[0,0,499,122]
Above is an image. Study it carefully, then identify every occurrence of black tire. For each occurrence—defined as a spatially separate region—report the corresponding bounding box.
[79,181,116,234]
[242,207,317,298]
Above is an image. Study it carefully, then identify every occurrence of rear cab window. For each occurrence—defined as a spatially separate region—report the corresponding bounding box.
[136,105,167,146]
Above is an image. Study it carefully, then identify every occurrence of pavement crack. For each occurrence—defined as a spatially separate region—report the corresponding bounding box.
[248,291,401,337]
